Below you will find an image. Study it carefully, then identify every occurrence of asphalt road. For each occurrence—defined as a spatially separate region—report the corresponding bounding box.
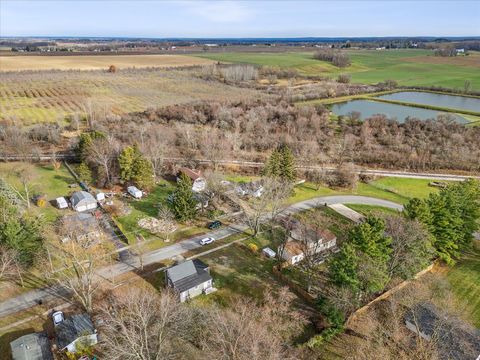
[0,195,402,318]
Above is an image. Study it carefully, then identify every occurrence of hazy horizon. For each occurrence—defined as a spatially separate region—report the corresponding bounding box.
[1,0,479,38]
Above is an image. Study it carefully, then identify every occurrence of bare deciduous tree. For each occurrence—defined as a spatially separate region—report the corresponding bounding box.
[86,136,119,187]
[11,164,36,208]
[198,287,305,360]
[0,246,21,284]
[99,287,189,360]
[47,240,100,313]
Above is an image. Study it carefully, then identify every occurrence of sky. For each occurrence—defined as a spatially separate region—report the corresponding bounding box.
[1,0,479,38]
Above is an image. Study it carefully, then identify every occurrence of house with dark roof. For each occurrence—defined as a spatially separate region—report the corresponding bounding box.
[165,259,213,302]
[70,191,97,212]
[405,303,480,360]
[177,167,206,192]
[10,332,53,360]
[55,313,98,353]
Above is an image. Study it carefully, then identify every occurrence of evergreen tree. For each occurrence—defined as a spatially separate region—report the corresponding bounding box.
[0,196,44,266]
[171,174,197,222]
[349,216,391,263]
[263,147,282,178]
[132,156,154,190]
[78,131,105,160]
[76,162,93,184]
[263,144,296,182]
[328,243,359,290]
[119,145,154,189]
[278,144,296,182]
[403,197,432,225]
[119,145,138,183]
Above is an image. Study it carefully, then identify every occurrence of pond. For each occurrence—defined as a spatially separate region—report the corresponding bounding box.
[331,100,468,123]
[376,91,480,113]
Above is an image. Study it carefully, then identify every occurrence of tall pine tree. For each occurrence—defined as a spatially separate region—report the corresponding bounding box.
[171,174,197,222]
[279,144,296,182]
[119,145,154,189]
[263,144,296,182]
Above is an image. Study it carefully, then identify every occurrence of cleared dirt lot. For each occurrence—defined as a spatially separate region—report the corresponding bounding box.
[0,54,216,71]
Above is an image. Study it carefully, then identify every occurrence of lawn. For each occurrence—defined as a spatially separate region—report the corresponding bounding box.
[0,162,77,222]
[345,204,401,217]
[195,49,480,90]
[445,244,480,328]
[191,243,281,305]
[290,177,438,206]
[114,179,214,248]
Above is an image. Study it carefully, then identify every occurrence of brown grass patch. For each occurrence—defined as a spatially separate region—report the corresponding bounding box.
[0,54,216,72]
[403,54,480,68]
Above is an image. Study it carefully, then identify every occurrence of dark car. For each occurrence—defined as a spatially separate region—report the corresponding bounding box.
[207,220,222,230]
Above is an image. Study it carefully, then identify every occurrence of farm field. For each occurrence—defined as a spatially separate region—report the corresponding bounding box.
[0,68,264,125]
[0,54,215,72]
[196,49,480,90]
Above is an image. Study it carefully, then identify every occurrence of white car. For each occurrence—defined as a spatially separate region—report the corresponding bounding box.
[52,310,65,326]
[199,237,215,246]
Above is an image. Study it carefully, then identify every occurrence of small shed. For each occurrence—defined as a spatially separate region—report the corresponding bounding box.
[262,247,276,258]
[127,186,142,199]
[56,197,68,209]
[70,191,97,212]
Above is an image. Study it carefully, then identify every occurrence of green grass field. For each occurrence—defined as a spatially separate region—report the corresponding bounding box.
[290,176,438,206]
[345,204,401,217]
[0,162,76,221]
[446,245,480,327]
[195,49,480,90]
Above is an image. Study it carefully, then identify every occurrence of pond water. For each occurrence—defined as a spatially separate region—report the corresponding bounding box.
[331,100,468,123]
[377,91,480,113]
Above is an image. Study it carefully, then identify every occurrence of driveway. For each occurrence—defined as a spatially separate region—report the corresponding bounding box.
[0,195,402,318]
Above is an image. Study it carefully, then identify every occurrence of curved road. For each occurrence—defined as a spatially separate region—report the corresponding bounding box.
[0,195,402,318]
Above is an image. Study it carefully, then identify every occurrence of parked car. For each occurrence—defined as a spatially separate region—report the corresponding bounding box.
[199,237,215,245]
[207,220,222,230]
[52,310,65,326]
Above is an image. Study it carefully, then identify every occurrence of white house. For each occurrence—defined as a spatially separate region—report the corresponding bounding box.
[56,314,98,354]
[70,191,97,212]
[278,220,337,265]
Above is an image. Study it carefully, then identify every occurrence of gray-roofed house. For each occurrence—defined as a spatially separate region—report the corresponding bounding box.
[56,313,98,353]
[405,302,480,360]
[10,332,53,360]
[165,259,213,302]
[70,191,97,212]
